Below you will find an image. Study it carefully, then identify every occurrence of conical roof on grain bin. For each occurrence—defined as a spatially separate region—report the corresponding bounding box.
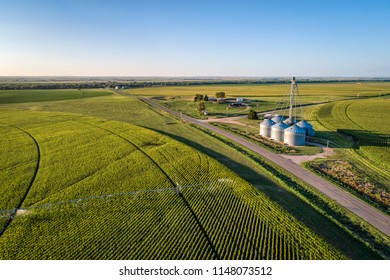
[296,120,313,129]
[260,119,275,127]
[296,120,315,136]
[271,121,288,130]
[284,124,306,134]
[271,115,284,123]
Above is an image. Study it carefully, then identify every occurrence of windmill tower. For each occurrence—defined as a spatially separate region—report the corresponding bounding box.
[259,77,315,146]
[267,76,303,126]
[285,77,300,125]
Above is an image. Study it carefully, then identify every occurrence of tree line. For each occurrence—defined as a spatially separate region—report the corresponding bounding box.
[3,78,385,90]
[0,81,265,90]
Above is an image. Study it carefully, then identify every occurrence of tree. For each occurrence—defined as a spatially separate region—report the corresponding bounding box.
[204,94,209,101]
[216,91,225,99]
[248,109,258,120]
[197,101,206,115]
[194,94,204,102]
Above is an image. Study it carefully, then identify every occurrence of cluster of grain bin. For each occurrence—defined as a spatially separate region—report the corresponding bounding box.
[258,77,316,146]
[259,116,315,146]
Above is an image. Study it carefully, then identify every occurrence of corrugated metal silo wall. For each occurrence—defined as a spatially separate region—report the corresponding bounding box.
[284,131,306,146]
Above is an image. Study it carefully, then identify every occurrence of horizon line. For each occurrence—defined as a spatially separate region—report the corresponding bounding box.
[1,75,390,79]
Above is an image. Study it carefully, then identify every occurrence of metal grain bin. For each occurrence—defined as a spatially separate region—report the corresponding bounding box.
[284,125,306,146]
[271,115,284,123]
[307,128,316,137]
[296,120,315,136]
[259,119,275,138]
[271,122,288,142]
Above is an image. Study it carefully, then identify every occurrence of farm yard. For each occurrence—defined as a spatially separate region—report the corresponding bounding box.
[0,82,389,260]
[128,83,390,216]
[149,96,253,119]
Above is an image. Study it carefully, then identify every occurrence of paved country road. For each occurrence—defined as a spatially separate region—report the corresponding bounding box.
[137,96,390,237]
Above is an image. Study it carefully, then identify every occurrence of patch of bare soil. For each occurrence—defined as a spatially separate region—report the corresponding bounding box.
[15,209,29,216]
[281,147,334,164]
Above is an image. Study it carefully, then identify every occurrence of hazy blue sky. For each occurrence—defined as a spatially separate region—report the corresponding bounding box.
[1,0,389,76]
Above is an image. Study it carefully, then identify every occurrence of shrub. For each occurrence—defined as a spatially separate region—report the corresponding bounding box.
[248,109,258,120]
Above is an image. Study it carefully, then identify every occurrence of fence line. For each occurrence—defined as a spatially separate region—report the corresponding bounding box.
[307,137,346,149]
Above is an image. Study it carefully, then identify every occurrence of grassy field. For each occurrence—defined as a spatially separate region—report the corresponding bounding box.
[317,100,389,171]
[300,99,390,213]
[126,82,390,119]
[0,89,112,104]
[0,89,386,259]
[126,82,390,98]
[309,99,390,178]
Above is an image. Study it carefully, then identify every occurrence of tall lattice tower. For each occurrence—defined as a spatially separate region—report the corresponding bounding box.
[259,77,315,146]
[284,76,301,125]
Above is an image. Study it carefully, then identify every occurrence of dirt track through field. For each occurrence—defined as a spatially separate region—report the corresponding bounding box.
[136,95,390,237]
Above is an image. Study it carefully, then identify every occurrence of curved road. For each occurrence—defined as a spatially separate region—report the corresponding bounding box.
[139,96,390,237]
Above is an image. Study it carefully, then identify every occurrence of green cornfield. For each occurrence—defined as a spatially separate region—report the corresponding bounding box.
[0,110,344,259]
[316,99,390,172]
